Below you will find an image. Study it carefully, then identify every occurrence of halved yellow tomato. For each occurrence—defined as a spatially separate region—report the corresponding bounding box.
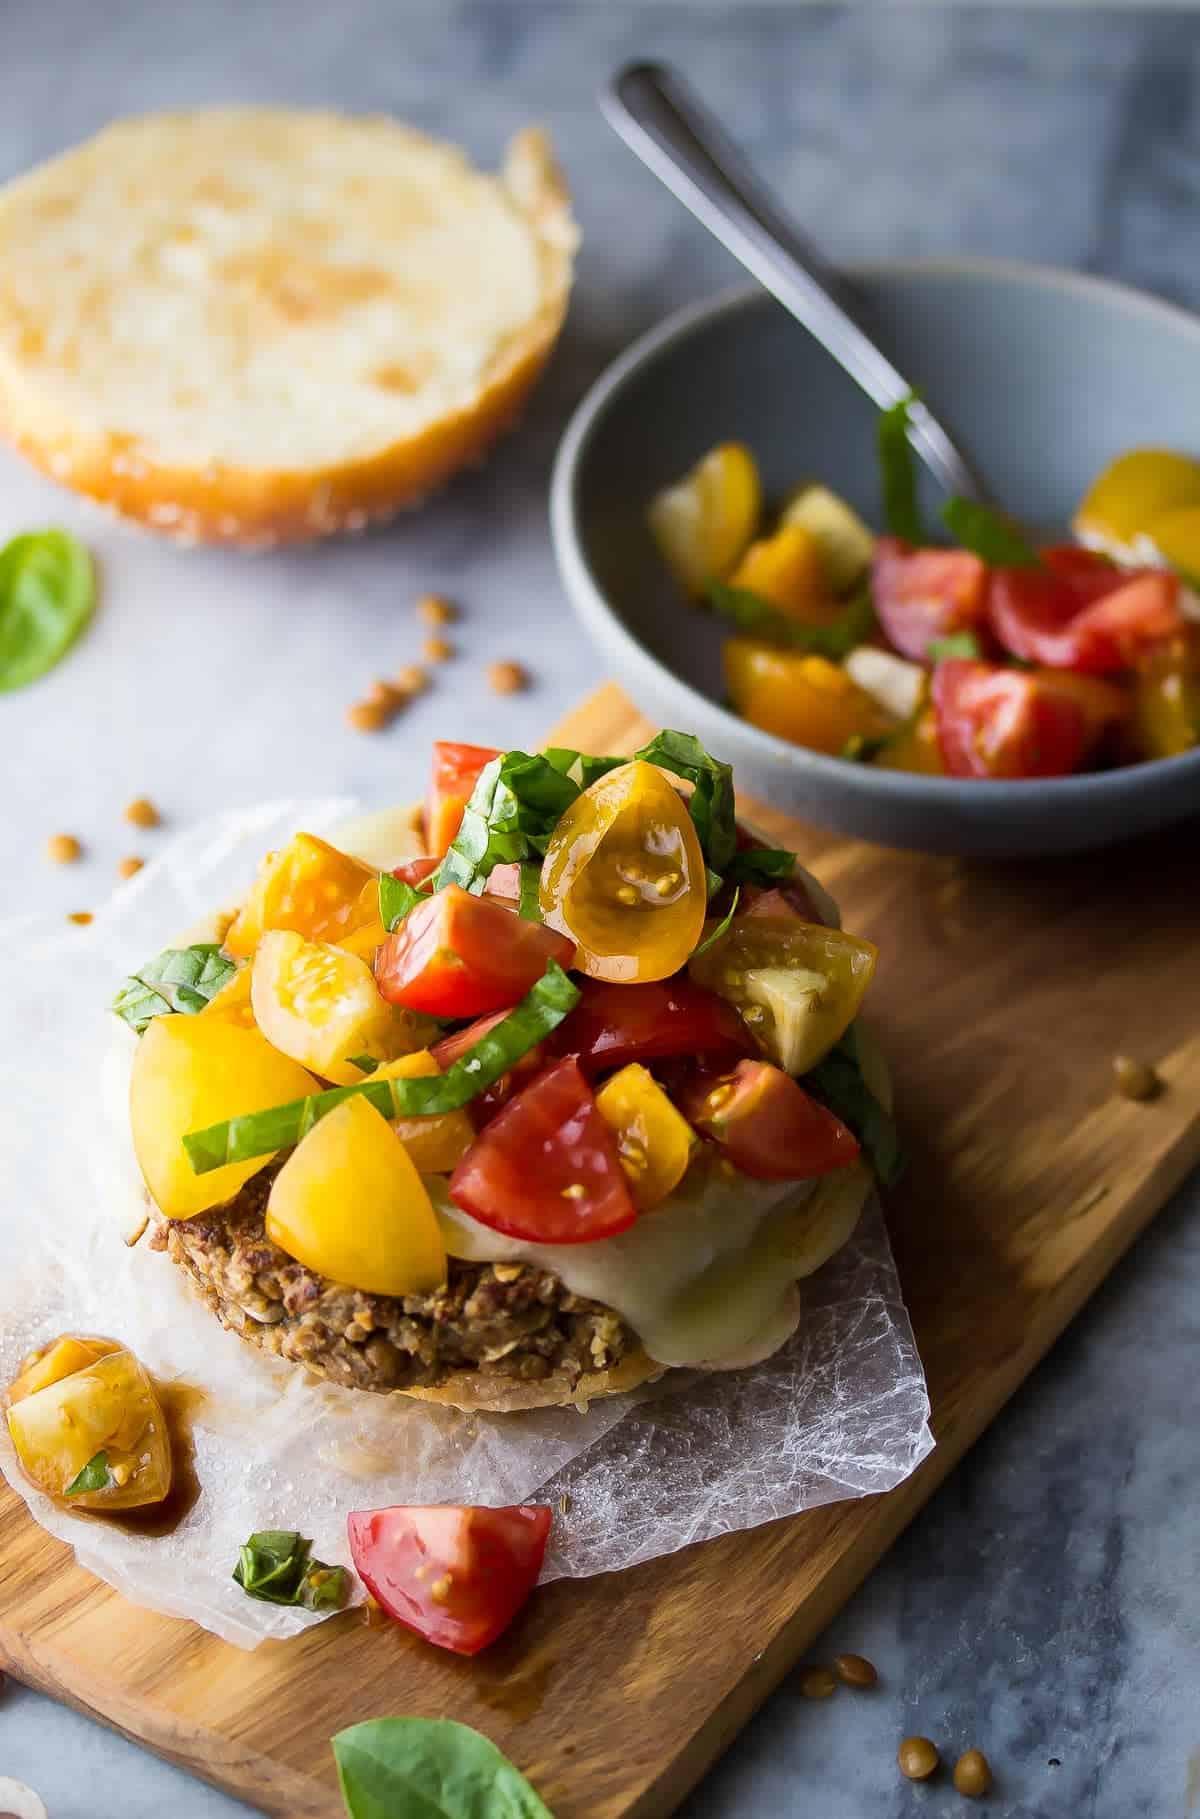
[727,525,837,625]
[7,1336,122,1407]
[1074,449,1200,556]
[199,962,255,1027]
[725,640,896,754]
[540,760,707,983]
[873,706,945,776]
[781,485,876,592]
[595,1062,695,1210]
[224,834,378,959]
[131,1015,320,1219]
[1133,639,1200,758]
[251,930,433,1085]
[690,913,877,1074]
[647,442,761,595]
[375,1049,476,1173]
[6,1347,172,1510]
[266,1097,446,1296]
[1140,503,1200,582]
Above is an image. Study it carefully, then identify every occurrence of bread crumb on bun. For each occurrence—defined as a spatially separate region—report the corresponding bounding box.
[0,110,577,545]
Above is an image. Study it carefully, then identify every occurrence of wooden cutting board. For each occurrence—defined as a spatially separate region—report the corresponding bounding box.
[4,682,1199,1818]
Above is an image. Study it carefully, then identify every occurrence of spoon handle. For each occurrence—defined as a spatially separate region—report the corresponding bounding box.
[603,60,985,503]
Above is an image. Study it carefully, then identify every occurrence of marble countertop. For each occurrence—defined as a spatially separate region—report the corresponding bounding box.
[2,4,1199,1815]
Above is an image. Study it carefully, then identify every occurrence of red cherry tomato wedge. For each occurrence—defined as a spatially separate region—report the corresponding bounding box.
[426,742,501,858]
[547,976,754,1079]
[449,1057,638,1242]
[931,659,1088,779]
[871,538,989,662]
[678,1059,859,1180]
[988,565,1183,672]
[392,856,439,888]
[347,1503,551,1656]
[374,885,575,1019]
[1040,545,1127,605]
[432,1009,546,1126]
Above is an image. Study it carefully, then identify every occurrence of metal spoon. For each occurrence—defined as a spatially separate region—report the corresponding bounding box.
[602,60,986,503]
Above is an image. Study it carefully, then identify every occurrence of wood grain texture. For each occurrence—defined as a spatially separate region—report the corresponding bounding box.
[3,681,1199,1818]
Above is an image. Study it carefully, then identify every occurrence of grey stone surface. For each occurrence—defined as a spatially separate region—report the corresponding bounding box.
[0,4,1197,1815]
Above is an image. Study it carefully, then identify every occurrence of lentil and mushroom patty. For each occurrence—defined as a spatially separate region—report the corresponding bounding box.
[152,1164,633,1394]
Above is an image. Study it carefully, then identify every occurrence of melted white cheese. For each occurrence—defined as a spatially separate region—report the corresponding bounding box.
[429,1157,869,1369]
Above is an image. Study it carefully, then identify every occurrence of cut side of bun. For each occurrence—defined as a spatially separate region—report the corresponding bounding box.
[0,111,576,546]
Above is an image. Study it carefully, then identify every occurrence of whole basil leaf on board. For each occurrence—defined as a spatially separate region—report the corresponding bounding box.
[233,1529,347,1611]
[333,1718,554,1819]
[112,944,238,1035]
[0,529,95,691]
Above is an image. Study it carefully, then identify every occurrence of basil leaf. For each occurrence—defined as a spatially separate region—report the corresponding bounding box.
[926,632,983,663]
[433,753,580,895]
[64,1451,111,1496]
[877,394,924,544]
[184,962,580,1174]
[112,944,238,1035]
[542,747,625,789]
[379,874,424,933]
[840,730,896,763]
[333,1717,554,1819]
[725,847,797,886]
[804,1026,905,1188]
[233,1529,348,1610]
[348,1054,379,1075]
[516,861,543,922]
[706,581,877,659]
[941,496,1039,568]
[0,529,95,692]
[692,887,740,960]
[634,729,737,877]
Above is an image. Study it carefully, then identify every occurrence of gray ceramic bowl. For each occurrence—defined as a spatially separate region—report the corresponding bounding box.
[551,260,1200,855]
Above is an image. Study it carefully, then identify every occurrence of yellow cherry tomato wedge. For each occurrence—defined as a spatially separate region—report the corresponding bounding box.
[648,442,761,595]
[1133,638,1200,758]
[6,1347,172,1510]
[725,641,896,754]
[690,913,877,1075]
[199,961,256,1028]
[873,706,945,776]
[1074,449,1200,556]
[727,525,838,625]
[1140,503,1200,580]
[266,1096,446,1297]
[595,1062,696,1211]
[7,1335,122,1407]
[540,760,707,983]
[251,929,434,1085]
[375,1049,476,1173]
[225,834,378,959]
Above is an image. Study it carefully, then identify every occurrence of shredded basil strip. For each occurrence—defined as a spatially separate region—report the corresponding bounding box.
[112,944,238,1035]
[542,747,626,790]
[0,529,95,692]
[804,1025,905,1188]
[233,1529,348,1611]
[333,1718,554,1819]
[941,496,1040,569]
[348,1054,379,1075]
[517,860,543,922]
[726,847,797,886]
[692,887,740,960]
[706,581,877,659]
[183,962,580,1174]
[378,873,425,933]
[927,631,983,663]
[877,393,925,544]
[64,1451,111,1497]
[432,751,580,895]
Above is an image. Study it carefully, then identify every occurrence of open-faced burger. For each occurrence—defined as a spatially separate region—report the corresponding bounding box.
[117,732,901,1412]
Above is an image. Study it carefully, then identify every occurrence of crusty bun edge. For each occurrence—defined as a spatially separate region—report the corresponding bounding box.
[0,128,576,548]
[396,1346,666,1413]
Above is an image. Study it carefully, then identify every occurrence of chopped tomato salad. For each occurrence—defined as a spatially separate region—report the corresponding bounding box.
[649,417,1200,775]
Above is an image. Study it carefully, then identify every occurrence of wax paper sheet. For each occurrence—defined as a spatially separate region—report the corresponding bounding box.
[0,801,932,1648]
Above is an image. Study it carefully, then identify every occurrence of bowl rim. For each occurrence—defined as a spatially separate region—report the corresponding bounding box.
[550,256,1200,807]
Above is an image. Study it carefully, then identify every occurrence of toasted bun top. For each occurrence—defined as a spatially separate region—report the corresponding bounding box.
[0,110,575,476]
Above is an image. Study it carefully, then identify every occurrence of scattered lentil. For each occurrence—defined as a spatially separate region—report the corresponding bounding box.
[366,679,405,710]
[423,635,455,664]
[797,1666,837,1700]
[898,1737,939,1781]
[395,662,428,694]
[118,856,145,880]
[46,833,82,865]
[347,699,394,733]
[67,911,93,926]
[833,1652,878,1688]
[1113,1054,1162,1102]
[417,592,457,626]
[488,659,528,695]
[124,796,161,828]
[953,1749,992,1798]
